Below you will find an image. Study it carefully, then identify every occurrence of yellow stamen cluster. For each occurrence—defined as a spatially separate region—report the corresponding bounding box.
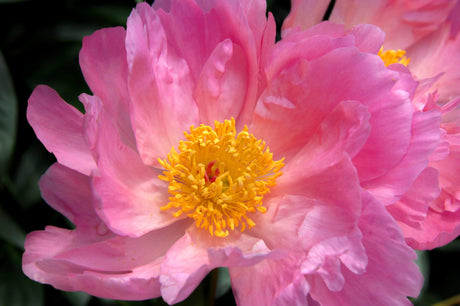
[158,118,284,238]
[378,47,410,67]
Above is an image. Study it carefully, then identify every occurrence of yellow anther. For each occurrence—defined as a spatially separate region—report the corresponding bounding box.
[378,47,410,67]
[158,118,284,237]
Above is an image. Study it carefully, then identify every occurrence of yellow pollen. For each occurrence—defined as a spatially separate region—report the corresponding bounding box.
[378,47,410,67]
[158,118,284,238]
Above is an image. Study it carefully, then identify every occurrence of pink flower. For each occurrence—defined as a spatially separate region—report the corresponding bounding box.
[284,0,460,250]
[24,0,435,304]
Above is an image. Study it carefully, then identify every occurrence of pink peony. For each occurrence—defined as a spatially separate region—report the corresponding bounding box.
[284,0,460,250]
[24,0,438,304]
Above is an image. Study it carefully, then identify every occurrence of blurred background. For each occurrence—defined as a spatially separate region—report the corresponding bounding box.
[0,0,459,305]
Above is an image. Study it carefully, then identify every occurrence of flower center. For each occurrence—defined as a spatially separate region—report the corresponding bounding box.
[158,118,284,238]
[378,47,410,67]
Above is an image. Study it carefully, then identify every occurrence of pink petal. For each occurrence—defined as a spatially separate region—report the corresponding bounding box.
[250,97,367,252]
[154,0,273,127]
[387,167,440,229]
[402,195,460,250]
[348,24,386,54]
[253,38,405,169]
[39,163,100,228]
[79,27,135,148]
[402,123,460,249]
[433,140,460,212]
[23,221,187,300]
[126,2,199,166]
[160,231,274,304]
[194,39,249,125]
[230,255,310,306]
[252,156,364,262]
[408,24,460,102]
[362,109,441,205]
[282,0,332,36]
[308,192,423,305]
[329,0,455,49]
[301,229,366,292]
[87,96,179,237]
[27,85,96,175]
[449,0,460,37]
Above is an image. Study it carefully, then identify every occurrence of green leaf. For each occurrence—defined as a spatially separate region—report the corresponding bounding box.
[0,245,44,306]
[10,144,52,209]
[0,0,29,3]
[416,250,430,283]
[0,50,18,174]
[62,291,92,306]
[0,204,25,249]
[215,268,231,298]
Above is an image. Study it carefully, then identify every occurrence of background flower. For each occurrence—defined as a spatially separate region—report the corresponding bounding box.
[284,0,460,254]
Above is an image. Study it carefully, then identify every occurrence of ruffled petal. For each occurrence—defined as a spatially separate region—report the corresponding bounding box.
[307,192,423,305]
[253,32,408,173]
[23,220,188,300]
[329,0,455,50]
[230,255,310,306]
[160,231,274,304]
[402,195,460,250]
[194,39,249,125]
[126,2,199,166]
[38,163,100,228]
[27,85,96,175]
[387,167,440,230]
[85,95,179,237]
[155,0,267,127]
[282,0,332,36]
[79,27,135,148]
[251,99,367,252]
[408,23,460,102]
[362,109,441,205]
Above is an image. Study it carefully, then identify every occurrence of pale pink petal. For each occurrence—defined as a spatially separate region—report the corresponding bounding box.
[160,231,274,304]
[347,24,386,54]
[23,221,188,300]
[284,22,385,55]
[230,255,310,306]
[79,27,135,148]
[169,0,262,126]
[154,0,263,128]
[27,85,96,175]
[194,39,249,125]
[351,82,414,183]
[86,96,180,237]
[301,229,366,292]
[408,24,460,102]
[449,0,460,37]
[153,0,206,80]
[402,195,460,250]
[126,3,199,166]
[249,96,367,253]
[387,167,440,229]
[402,114,460,249]
[329,0,455,49]
[252,157,364,265]
[253,35,410,174]
[39,163,100,228]
[308,192,423,305]
[254,142,367,281]
[362,109,441,205]
[239,0,276,57]
[433,135,460,212]
[282,0,332,36]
